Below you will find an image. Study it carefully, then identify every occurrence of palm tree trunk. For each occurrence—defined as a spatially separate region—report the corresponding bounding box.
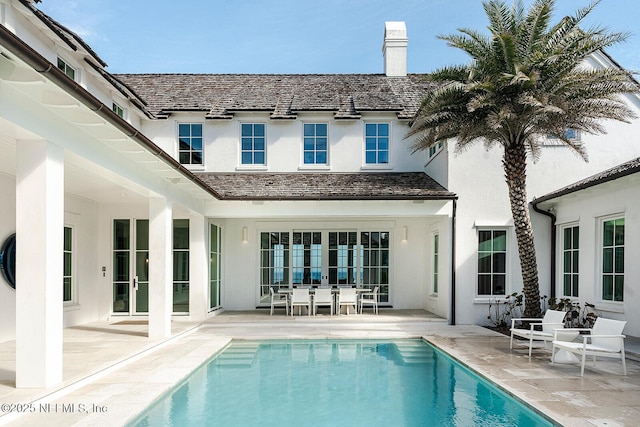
[503,143,542,318]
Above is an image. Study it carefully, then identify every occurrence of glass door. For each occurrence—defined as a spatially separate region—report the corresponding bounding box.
[327,231,358,286]
[209,223,222,310]
[112,219,149,314]
[291,231,358,287]
[292,231,322,286]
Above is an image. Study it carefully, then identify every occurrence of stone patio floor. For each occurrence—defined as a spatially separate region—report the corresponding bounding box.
[0,309,637,426]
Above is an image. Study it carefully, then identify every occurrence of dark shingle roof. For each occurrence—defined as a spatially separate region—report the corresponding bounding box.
[534,157,640,203]
[197,172,455,201]
[114,74,433,120]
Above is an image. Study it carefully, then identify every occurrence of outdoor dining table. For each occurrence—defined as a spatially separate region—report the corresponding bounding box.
[277,287,372,314]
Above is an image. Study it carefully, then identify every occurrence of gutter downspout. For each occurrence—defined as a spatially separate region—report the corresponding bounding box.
[450,199,457,325]
[531,199,556,300]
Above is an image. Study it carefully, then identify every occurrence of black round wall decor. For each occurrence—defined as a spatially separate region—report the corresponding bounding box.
[0,234,16,289]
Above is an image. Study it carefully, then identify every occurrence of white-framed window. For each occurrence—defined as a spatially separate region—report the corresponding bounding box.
[561,224,579,298]
[241,123,266,165]
[364,123,389,164]
[601,217,624,302]
[112,102,124,119]
[173,219,190,313]
[477,229,507,296]
[209,223,222,311]
[178,123,203,165]
[543,129,580,146]
[432,232,439,295]
[303,123,328,165]
[428,142,443,158]
[57,57,76,80]
[63,226,74,303]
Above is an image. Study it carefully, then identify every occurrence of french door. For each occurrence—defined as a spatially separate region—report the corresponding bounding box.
[112,219,149,314]
[261,230,389,303]
[291,231,358,287]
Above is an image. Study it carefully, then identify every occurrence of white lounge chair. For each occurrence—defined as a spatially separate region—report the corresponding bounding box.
[269,287,288,315]
[290,288,311,316]
[312,287,334,316]
[359,286,379,314]
[337,288,357,315]
[552,318,627,376]
[510,309,566,357]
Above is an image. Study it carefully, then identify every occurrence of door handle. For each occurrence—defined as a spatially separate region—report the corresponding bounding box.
[133,276,139,291]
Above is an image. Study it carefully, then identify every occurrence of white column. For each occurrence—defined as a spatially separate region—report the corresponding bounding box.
[148,197,173,339]
[189,212,207,322]
[15,139,64,388]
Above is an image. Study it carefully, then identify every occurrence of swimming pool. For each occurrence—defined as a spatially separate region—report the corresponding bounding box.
[130,339,554,426]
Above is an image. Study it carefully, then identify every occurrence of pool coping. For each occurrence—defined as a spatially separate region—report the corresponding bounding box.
[2,312,638,426]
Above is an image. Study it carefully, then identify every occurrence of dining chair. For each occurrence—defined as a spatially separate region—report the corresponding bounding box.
[269,287,288,316]
[313,287,334,316]
[291,288,311,316]
[337,287,357,315]
[359,286,379,314]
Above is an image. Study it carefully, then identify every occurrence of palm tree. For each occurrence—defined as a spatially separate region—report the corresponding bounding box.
[408,0,637,318]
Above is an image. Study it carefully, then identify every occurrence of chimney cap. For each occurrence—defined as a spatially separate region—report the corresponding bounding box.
[384,21,407,40]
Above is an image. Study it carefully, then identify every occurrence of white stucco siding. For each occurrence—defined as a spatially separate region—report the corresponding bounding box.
[544,175,640,336]
[216,208,451,314]
[142,112,426,173]
[0,187,105,343]
[62,195,102,327]
[436,113,640,325]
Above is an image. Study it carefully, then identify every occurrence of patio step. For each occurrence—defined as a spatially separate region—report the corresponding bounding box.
[393,342,434,364]
[213,343,260,366]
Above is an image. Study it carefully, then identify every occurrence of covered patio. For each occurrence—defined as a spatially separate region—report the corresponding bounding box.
[0,310,638,426]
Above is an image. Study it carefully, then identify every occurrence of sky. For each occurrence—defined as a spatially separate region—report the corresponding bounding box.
[36,0,640,75]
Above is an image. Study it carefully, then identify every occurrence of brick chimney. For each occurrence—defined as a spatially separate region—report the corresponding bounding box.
[382,21,407,77]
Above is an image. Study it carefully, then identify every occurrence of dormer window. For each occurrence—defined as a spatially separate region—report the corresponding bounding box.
[57,57,76,80]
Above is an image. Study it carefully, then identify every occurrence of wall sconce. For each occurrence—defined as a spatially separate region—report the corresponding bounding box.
[402,226,408,242]
[242,226,248,243]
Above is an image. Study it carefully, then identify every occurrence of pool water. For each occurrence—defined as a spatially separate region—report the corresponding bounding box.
[130,340,554,427]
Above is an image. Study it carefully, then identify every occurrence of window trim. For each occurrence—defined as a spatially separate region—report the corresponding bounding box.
[172,219,190,314]
[301,122,329,167]
[362,122,392,170]
[57,57,76,81]
[475,227,509,298]
[239,122,267,168]
[112,102,125,119]
[63,225,77,306]
[432,232,439,296]
[560,223,580,298]
[599,215,624,304]
[177,122,204,168]
[543,129,581,146]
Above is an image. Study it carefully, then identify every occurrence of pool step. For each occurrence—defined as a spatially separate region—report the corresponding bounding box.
[214,344,260,366]
[394,343,434,364]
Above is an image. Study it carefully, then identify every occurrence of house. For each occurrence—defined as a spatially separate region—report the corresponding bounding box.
[0,0,638,389]
[532,157,640,337]
[422,51,640,333]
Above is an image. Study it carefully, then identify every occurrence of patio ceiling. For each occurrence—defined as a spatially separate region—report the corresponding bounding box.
[0,36,215,208]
